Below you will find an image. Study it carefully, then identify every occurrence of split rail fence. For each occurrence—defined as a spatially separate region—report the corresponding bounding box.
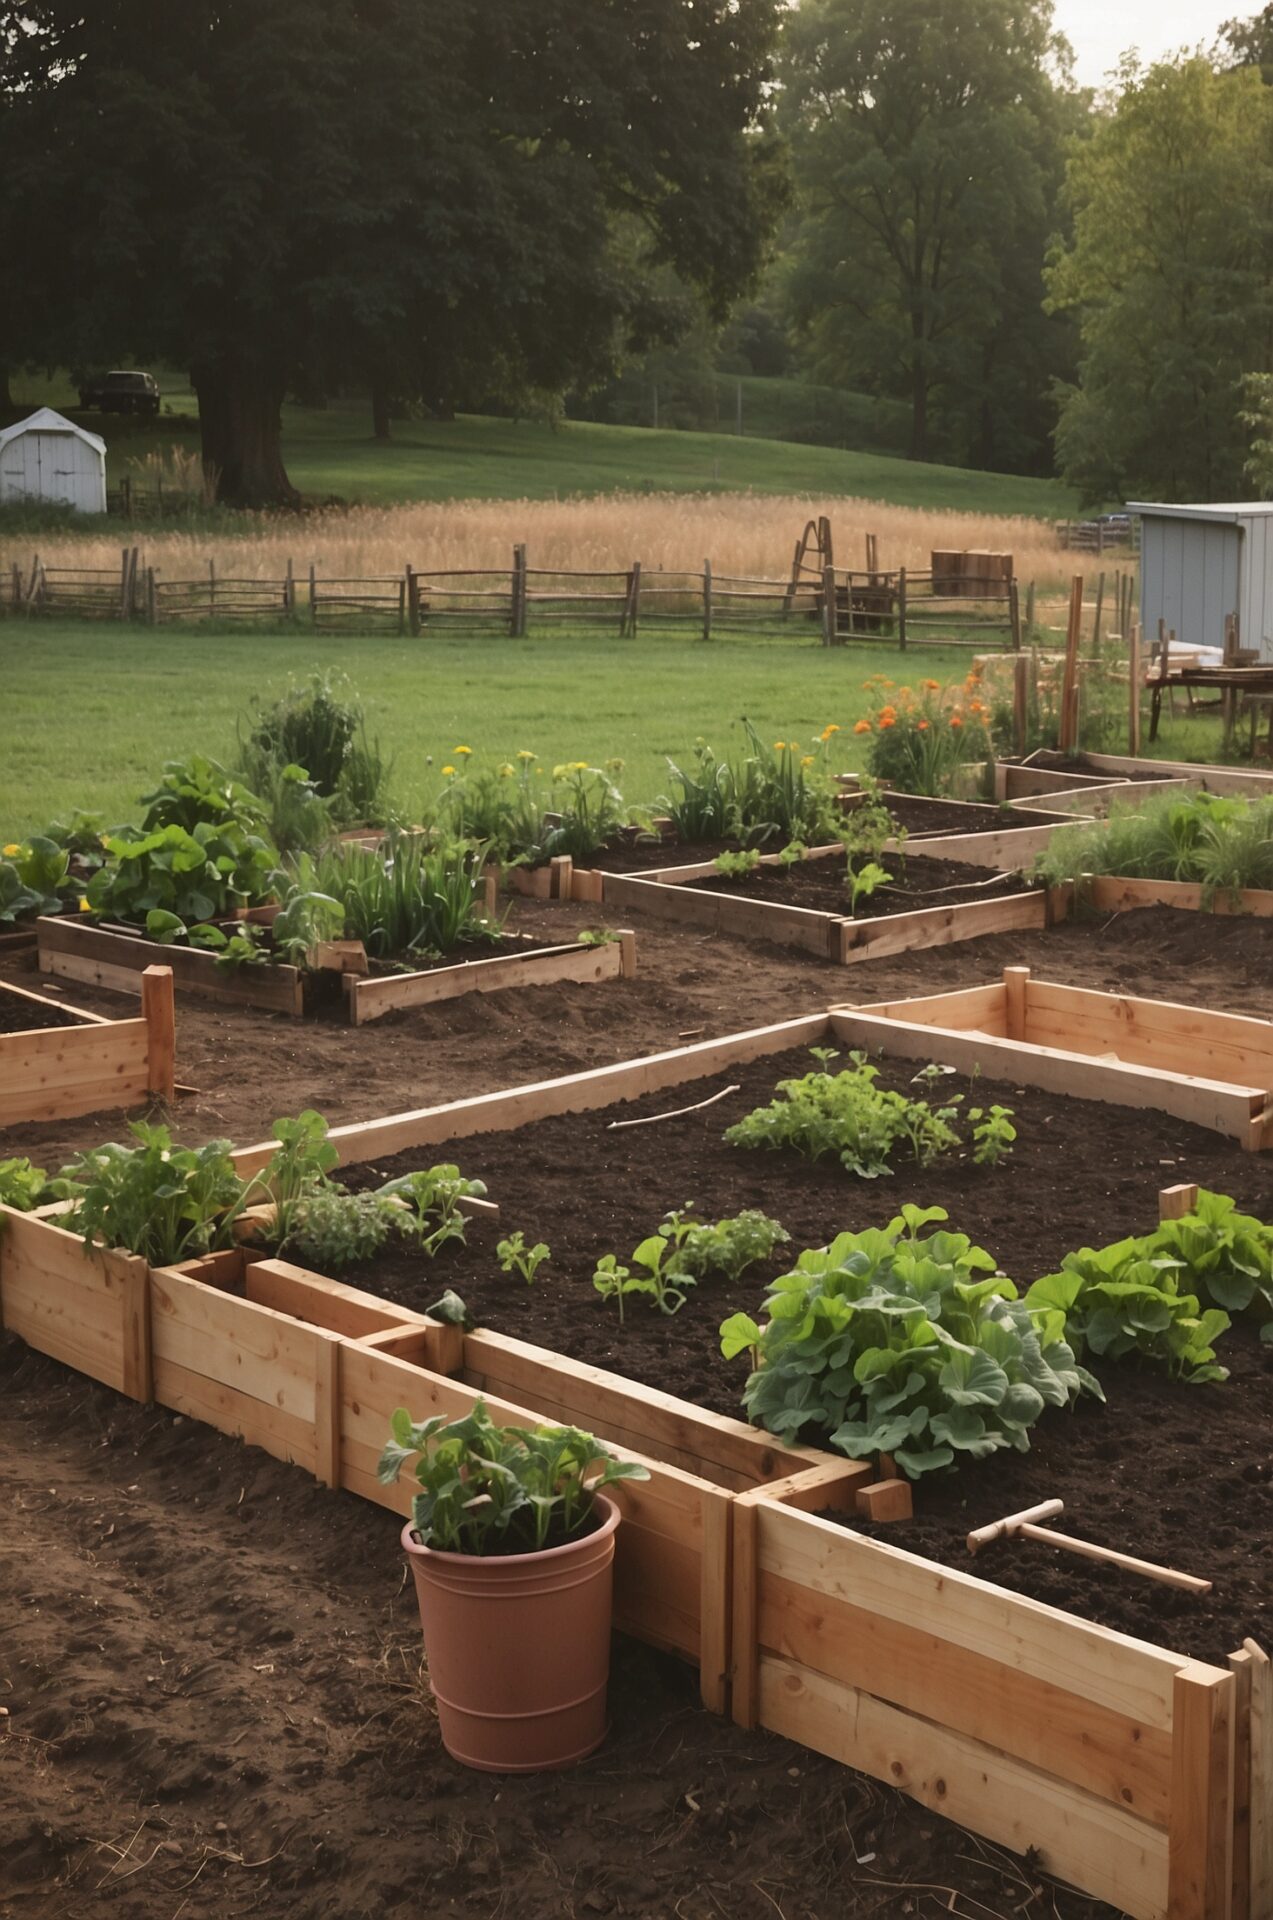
[5,544,1022,648]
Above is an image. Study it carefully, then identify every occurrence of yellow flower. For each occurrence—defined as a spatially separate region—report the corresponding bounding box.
[498,763,514,777]
[820,724,840,741]
[2,842,19,857]
[79,895,90,911]
[442,764,456,777]
[454,745,473,757]
[801,755,815,768]
[773,740,786,750]
[516,749,536,762]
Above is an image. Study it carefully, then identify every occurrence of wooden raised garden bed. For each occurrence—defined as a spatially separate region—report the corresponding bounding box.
[578,843,1047,964]
[0,966,174,1126]
[1,1014,1268,1917]
[1051,875,1273,922]
[834,966,1273,1148]
[35,912,635,1023]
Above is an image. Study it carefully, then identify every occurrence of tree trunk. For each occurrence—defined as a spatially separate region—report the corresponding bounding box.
[909,319,929,462]
[191,361,300,508]
[371,381,391,441]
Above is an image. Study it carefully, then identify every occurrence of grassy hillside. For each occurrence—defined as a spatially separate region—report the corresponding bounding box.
[6,371,1083,519]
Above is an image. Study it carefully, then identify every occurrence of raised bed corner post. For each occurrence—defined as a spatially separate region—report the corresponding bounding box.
[141,964,176,1101]
[1168,1662,1237,1920]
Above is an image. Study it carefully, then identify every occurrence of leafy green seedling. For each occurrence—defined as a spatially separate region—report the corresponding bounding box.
[498,1232,551,1285]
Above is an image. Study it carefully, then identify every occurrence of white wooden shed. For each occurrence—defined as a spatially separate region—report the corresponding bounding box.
[1129,501,1273,663]
[0,408,107,513]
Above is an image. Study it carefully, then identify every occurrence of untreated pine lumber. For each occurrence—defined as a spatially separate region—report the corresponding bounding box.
[141,964,175,1099]
[1059,573,1084,752]
[968,1496,1211,1592]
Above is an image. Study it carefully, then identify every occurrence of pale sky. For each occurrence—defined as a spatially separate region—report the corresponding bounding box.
[1054,0,1244,87]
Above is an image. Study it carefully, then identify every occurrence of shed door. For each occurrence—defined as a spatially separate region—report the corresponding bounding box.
[1139,519,1240,651]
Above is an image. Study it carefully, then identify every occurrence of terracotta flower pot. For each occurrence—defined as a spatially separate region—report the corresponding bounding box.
[400,1493,620,1773]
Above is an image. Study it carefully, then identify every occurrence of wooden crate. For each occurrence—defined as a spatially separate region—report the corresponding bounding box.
[0,966,174,1125]
[833,967,1273,1148]
[733,1470,1240,1920]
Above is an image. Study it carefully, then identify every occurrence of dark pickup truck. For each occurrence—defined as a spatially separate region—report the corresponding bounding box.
[77,370,161,415]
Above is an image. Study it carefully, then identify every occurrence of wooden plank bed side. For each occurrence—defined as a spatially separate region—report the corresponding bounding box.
[36,915,305,1016]
[828,1010,1263,1142]
[244,1258,434,1339]
[848,981,1009,1035]
[1169,1664,1236,1920]
[1023,980,1273,1087]
[0,975,112,1024]
[1010,777,1191,815]
[1077,752,1273,796]
[1083,876,1273,920]
[752,1504,1189,1726]
[460,1327,822,1492]
[615,843,847,886]
[0,1206,127,1391]
[756,1655,1169,1920]
[1244,1640,1272,1920]
[229,1012,835,1175]
[755,1565,1173,1822]
[0,1018,151,1125]
[149,1265,325,1429]
[599,872,842,958]
[834,889,1046,964]
[346,939,624,1024]
[1002,763,1135,798]
[883,819,1081,867]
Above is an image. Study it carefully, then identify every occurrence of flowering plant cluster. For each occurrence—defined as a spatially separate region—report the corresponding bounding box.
[435,748,639,863]
[857,673,993,796]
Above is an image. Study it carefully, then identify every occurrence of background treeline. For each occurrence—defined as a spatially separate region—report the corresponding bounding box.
[4,0,1273,505]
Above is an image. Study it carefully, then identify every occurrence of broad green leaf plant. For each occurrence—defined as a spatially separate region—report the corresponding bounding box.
[720,1205,1099,1479]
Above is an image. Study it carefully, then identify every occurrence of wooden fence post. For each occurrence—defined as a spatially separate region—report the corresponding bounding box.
[145,566,157,627]
[897,566,908,650]
[1058,573,1083,753]
[119,547,131,618]
[397,574,407,634]
[1091,570,1104,650]
[1013,652,1028,756]
[405,565,421,636]
[702,558,712,640]
[285,557,295,621]
[1009,578,1022,651]
[141,964,176,1100]
[821,566,836,646]
[1025,579,1036,632]
[1128,620,1142,756]
[512,544,527,636]
[309,563,317,628]
[623,560,641,638]
[209,557,216,621]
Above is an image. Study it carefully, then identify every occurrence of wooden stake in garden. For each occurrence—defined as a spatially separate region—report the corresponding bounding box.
[1128,619,1142,754]
[1058,572,1083,752]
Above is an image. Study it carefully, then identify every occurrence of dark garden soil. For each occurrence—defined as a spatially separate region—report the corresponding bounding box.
[0,1336,1120,1920]
[853,794,1072,836]
[695,852,1034,915]
[0,985,83,1034]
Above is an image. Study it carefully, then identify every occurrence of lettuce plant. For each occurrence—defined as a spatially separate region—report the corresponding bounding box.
[1026,1245,1230,1383]
[720,1205,1098,1479]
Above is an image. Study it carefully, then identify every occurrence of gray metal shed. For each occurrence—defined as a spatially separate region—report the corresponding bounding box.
[1128,501,1273,662]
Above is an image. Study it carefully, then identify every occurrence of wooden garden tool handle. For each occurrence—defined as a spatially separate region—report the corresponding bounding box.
[966,1498,1063,1553]
[1017,1523,1212,1594]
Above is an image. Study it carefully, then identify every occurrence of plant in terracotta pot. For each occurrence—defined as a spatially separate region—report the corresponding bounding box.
[378,1399,649,1773]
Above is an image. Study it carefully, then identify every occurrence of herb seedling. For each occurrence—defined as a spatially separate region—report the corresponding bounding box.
[498,1232,551,1284]
[714,848,762,879]
[969,1104,1017,1166]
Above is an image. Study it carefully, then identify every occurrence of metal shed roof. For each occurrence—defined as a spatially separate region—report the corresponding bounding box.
[0,408,106,455]
[1127,501,1273,524]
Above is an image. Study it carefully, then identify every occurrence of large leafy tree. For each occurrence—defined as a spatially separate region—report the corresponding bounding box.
[777,0,1076,470]
[1047,57,1273,503]
[0,1,782,503]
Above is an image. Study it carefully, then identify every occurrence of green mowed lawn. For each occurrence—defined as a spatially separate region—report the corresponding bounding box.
[8,372,1082,517]
[3,621,1223,837]
[4,622,920,833]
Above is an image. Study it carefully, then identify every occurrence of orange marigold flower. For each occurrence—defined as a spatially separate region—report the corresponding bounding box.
[878,715,896,729]
[916,719,929,731]
[820,723,840,741]
[853,718,872,734]
[922,678,940,692]
[950,713,963,729]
